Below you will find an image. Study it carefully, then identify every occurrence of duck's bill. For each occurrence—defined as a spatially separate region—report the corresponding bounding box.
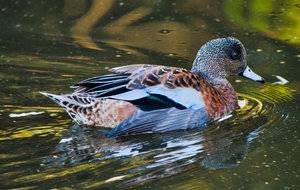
[240,66,265,83]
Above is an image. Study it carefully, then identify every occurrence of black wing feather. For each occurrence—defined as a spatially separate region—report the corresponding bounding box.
[72,73,131,97]
[84,79,130,93]
[90,85,129,98]
[78,73,129,84]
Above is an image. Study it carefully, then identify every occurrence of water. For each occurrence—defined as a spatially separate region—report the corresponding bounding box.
[1,0,299,189]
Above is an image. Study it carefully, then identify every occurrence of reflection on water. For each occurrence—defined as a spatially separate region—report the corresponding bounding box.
[225,0,300,45]
[44,88,290,174]
[71,0,114,51]
[2,90,292,188]
[0,0,299,189]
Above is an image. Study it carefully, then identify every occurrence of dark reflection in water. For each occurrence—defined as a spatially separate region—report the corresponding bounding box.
[43,122,252,185]
[48,122,251,166]
[0,0,299,189]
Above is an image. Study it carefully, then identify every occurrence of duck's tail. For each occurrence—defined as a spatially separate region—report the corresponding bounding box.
[40,92,95,124]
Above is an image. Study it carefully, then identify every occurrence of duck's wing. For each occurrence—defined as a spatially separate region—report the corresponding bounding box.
[106,107,208,136]
[110,66,207,110]
[109,64,158,75]
[72,64,157,97]
[73,64,207,110]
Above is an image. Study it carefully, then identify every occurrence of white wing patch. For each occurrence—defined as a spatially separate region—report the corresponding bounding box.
[109,85,205,110]
[109,89,149,101]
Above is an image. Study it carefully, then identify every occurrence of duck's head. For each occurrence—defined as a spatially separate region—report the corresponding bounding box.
[192,37,265,83]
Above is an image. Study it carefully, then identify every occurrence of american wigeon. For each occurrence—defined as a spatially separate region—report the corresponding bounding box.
[41,37,264,136]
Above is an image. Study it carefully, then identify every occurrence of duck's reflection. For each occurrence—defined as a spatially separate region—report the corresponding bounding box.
[43,116,262,175]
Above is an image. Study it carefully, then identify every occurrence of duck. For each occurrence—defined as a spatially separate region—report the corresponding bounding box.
[41,37,264,136]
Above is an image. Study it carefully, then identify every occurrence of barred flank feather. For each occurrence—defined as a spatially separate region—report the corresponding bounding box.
[40,92,137,128]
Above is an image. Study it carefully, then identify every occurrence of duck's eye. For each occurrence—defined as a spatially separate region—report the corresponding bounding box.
[227,44,242,60]
[230,50,240,60]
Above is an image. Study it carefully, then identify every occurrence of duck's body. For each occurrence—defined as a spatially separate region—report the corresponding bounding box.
[41,37,264,136]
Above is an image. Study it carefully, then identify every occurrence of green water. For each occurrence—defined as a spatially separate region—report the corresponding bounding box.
[0,0,299,189]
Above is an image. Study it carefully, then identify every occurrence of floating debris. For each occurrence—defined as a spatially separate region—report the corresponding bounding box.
[273,75,289,85]
[105,175,126,183]
[217,114,233,122]
[9,111,45,118]
[238,99,247,108]
[59,137,73,143]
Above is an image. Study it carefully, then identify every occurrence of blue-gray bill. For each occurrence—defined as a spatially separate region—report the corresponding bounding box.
[240,66,265,83]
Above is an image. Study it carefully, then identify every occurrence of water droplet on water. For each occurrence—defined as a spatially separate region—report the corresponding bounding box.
[159,29,172,34]
[214,18,221,22]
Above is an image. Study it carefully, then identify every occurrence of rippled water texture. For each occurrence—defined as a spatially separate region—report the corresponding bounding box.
[0,1,299,189]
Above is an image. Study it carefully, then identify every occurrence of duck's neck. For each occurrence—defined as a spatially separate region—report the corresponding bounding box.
[212,78,238,108]
[200,75,239,119]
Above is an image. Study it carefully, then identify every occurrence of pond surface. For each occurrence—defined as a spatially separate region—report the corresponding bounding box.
[0,0,300,189]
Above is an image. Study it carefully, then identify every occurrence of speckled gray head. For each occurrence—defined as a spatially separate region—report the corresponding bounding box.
[192,37,264,83]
